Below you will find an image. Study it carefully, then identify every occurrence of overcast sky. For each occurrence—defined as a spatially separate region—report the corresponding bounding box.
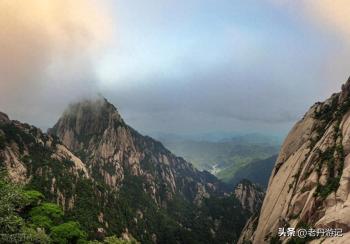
[1,0,350,137]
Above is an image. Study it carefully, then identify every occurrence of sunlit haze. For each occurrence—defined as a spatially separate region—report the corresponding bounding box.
[1,0,350,137]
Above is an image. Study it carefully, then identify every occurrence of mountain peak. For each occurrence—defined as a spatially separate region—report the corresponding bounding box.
[1,97,250,243]
[63,97,121,119]
[49,97,125,152]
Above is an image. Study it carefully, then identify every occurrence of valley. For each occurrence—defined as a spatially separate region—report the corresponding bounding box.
[159,135,280,187]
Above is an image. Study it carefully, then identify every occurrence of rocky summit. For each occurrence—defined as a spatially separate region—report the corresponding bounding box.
[49,98,225,205]
[0,97,260,243]
[240,77,350,243]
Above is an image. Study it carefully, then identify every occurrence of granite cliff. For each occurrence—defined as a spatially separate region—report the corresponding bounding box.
[241,78,350,243]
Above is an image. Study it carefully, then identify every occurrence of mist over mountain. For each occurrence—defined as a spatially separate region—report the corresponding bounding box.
[4,1,350,243]
[154,132,284,144]
[0,98,263,243]
[159,134,280,185]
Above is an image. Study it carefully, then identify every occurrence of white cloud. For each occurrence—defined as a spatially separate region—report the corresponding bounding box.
[0,0,113,126]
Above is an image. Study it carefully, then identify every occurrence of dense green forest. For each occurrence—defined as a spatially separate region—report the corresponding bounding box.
[0,170,137,244]
[0,102,254,243]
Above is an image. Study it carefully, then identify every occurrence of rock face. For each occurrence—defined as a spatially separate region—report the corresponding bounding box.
[0,97,251,243]
[245,77,350,243]
[234,179,264,215]
[235,180,265,244]
[0,113,90,210]
[49,98,225,205]
[238,215,259,244]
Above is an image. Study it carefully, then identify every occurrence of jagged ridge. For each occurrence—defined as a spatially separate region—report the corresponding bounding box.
[0,98,255,243]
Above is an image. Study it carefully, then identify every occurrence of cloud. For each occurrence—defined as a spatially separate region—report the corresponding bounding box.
[271,0,350,42]
[2,0,349,136]
[305,1,350,40]
[0,0,112,127]
[269,0,350,93]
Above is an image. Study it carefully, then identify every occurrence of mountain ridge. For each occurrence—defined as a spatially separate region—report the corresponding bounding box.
[0,97,259,243]
[49,98,228,203]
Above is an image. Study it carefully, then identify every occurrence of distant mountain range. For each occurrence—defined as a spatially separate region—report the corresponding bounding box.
[158,134,281,185]
[153,132,284,144]
[229,155,278,188]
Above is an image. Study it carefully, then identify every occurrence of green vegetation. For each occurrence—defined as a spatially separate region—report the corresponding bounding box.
[161,136,280,183]
[315,176,340,199]
[23,190,44,205]
[51,221,87,244]
[216,157,256,182]
[0,171,51,243]
[0,123,37,153]
[307,98,348,200]
[0,114,250,243]
[88,236,138,244]
[0,170,136,244]
[229,155,277,188]
[269,235,282,244]
[0,170,85,243]
[30,203,64,222]
[314,121,345,199]
[0,123,143,242]
[0,133,5,149]
[286,238,307,244]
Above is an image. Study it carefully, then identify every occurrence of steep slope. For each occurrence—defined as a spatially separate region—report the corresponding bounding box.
[234,179,265,215]
[235,180,265,244]
[41,98,250,243]
[49,98,226,206]
[160,136,280,182]
[245,78,350,243]
[0,103,250,243]
[229,155,278,188]
[0,111,91,209]
[0,111,117,241]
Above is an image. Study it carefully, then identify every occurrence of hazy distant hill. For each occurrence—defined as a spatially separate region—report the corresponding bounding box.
[158,134,281,183]
[229,155,277,188]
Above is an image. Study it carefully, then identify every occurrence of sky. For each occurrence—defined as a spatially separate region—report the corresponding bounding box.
[1,0,350,138]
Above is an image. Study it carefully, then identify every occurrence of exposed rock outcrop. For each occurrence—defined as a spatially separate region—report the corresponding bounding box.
[0,114,89,209]
[49,97,226,206]
[246,77,350,243]
[234,179,265,215]
[0,97,251,243]
[236,180,264,244]
[238,215,259,244]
